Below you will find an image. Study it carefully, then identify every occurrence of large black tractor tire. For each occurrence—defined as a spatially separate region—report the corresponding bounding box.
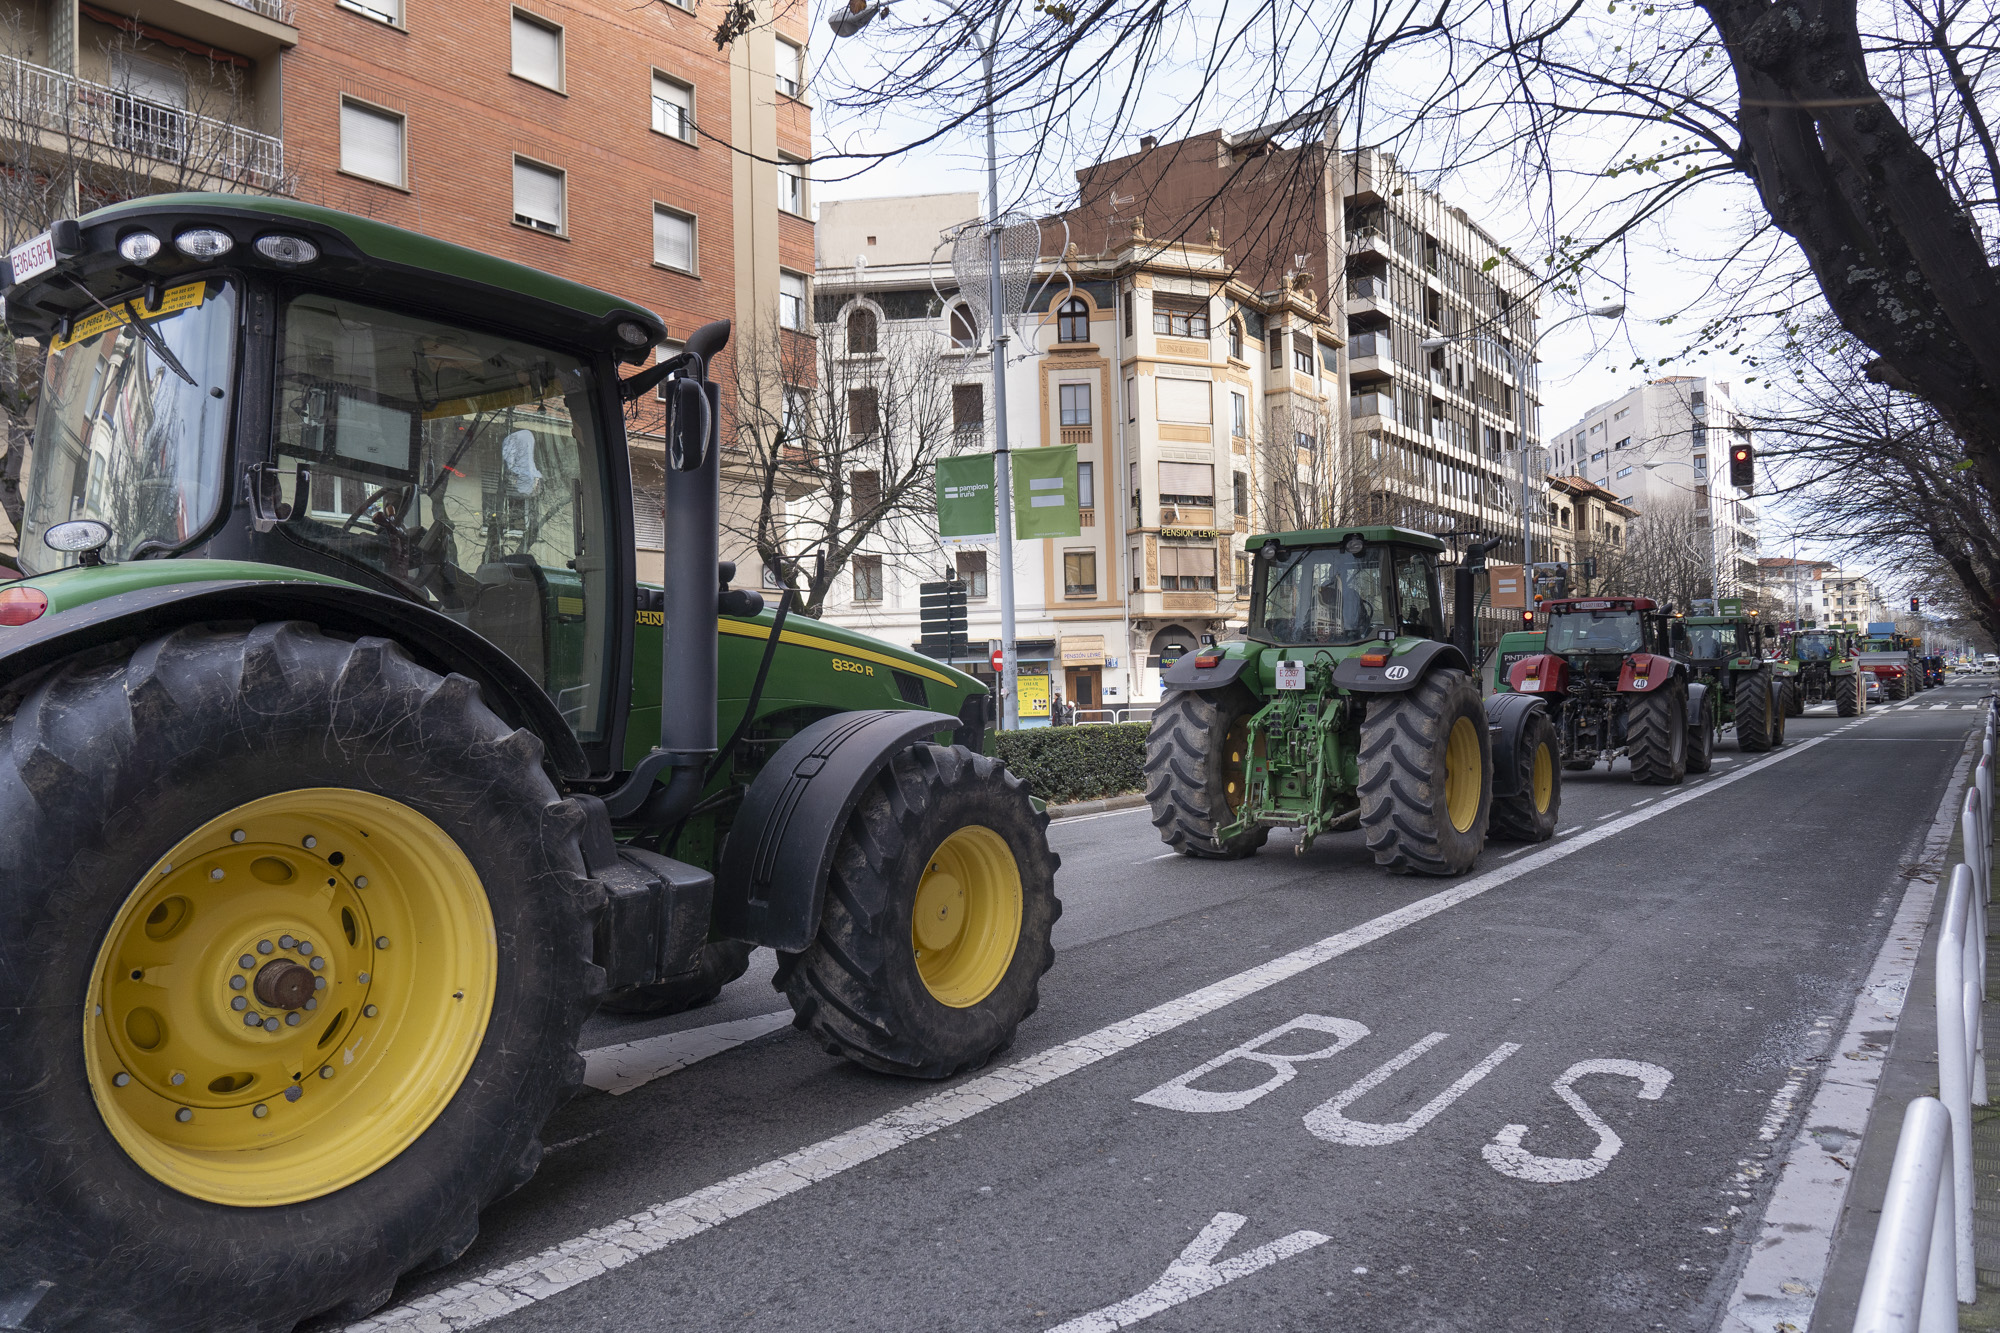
[1488,708,1561,843]
[1357,668,1491,875]
[599,939,756,1016]
[1769,685,1790,747]
[1627,685,1688,785]
[1836,672,1861,717]
[776,744,1060,1079]
[1784,680,1804,717]
[1144,688,1270,858]
[1736,672,1774,752]
[0,623,601,1332]
[1686,690,1715,774]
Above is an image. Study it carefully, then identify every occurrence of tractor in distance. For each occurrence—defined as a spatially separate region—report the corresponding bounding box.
[1144,528,1562,874]
[1504,596,1712,783]
[0,194,1061,1332]
[1672,614,1793,751]
[1856,621,1924,699]
[1491,625,1546,694]
[1782,625,1865,716]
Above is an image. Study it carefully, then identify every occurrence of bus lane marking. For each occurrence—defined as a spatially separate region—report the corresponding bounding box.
[1483,1059,1674,1183]
[1042,1211,1331,1333]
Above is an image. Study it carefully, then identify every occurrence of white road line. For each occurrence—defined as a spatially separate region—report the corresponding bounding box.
[1053,806,1151,826]
[1719,736,1970,1333]
[581,1011,794,1096]
[350,726,1851,1333]
[1135,852,1180,863]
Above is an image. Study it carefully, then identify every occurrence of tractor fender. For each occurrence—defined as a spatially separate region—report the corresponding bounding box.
[0,576,589,777]
[1687,681,1710,728]
[1483,692,1548,798]
[1161,650,1253,692]
[1616,653,1679,692]
[713,708,960,951]
[1507,652,1568,695]
[1332,639,1470,692]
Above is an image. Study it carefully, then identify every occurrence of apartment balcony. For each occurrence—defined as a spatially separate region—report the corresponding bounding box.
[91,0,299,56]
[1346,227,1391,262]
[1346,329,1393,383]
[1347,274,1389,317]
[0,54,286,191]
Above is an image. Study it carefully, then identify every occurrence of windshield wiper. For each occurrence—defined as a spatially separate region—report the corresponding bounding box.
[64,279,197,387]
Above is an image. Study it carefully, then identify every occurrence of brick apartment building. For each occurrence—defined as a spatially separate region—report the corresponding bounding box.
[0,0,812,577]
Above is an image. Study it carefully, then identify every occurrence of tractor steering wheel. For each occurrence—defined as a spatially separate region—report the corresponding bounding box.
[341,486,410,538]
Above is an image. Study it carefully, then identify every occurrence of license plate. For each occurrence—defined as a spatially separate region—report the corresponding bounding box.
[1275,661,1306,690]
[8,232,55,285]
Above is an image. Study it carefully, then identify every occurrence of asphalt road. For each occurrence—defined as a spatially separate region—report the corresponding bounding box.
[337,677,1994,1333]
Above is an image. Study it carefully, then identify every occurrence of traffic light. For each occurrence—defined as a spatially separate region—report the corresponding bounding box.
[1729,442,1755,490]
[1911,596,1922,614]
[1521,608,1535,626]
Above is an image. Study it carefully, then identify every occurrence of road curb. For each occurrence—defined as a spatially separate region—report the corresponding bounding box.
[1048,792,1147,821]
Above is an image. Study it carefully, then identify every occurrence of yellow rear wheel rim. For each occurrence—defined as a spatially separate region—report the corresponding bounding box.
[911,826,1023,1008]
[1531,742,1554,813]
[84,789,496,1207]
[1445,715,1482,834]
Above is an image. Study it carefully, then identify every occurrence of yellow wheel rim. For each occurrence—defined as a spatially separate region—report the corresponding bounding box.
[1223,715,1251,816]
[1531,742,1554,813]
[1445,715,1481,834]
[910,826,1023,1008]
[84,789,496,1207]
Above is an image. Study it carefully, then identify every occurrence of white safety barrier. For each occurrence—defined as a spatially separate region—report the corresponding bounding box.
[1855,696,1996,1329]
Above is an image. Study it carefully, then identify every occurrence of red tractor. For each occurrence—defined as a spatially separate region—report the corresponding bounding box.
[1506,596,1709,785]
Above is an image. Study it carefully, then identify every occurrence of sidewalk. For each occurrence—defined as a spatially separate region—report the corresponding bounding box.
[1814,730,2000,1329]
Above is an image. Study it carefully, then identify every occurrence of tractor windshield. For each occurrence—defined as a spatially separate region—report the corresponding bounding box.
[1256,546,1385,644]
[1794,633,1834,660]
[1545,608,1645,654]
[270,292,615,743]
[1682,624,1739,659]
[16,278,236,572]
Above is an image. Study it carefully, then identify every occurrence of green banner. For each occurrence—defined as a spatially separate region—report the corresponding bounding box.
[936,452,997,539]
[1012,446,1080,539]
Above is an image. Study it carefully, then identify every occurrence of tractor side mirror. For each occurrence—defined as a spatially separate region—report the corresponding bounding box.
[669,376,710,471]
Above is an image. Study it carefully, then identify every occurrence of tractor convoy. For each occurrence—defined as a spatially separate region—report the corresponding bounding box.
[1856,621,1927,699]
[1673,615,1792,753]
[1783,626,1866,716]
[0,195,1057,1331]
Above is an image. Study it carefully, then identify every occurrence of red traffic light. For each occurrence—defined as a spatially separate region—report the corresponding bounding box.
[1520,609,1535,625]
[1728,442,1756,490]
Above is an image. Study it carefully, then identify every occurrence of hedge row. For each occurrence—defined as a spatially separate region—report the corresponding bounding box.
[993,721,1153,805]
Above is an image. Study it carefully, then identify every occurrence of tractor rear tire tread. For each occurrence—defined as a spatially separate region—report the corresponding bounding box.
[0,622,598,1333]
[1488,707,1561,842]
[1686,692,1715,774]
[1736,672,1774,752]
[777,744,1060,1079]
[1836,672,1860,717]
[1627,685,1688,785]
[1143,690,1270,859]
[1357,668,1490,875]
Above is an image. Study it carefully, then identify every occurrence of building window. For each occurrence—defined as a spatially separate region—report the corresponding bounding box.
[511,11,564,91]
[782,386,807,440]
[1056,297,1089,343]
[1160,544,1217,590]
[847,308,877,354]
[1077,460,1094,509]
[339,0,400,25]
[1232,470,1247,515]
[1292,339,1313,374]
[1613,436,1631,450]
[852,554,883,603]
[1231,392,1247,438]
[1269,330,1284,370]
[1123,292,1134,339]
[1235,552,1250,590]
[953,383,983,434]
[339,99,404,187]
[1130,544,1142,591]
[513,157,564,233]
[1153,297,1209,338]
[778,155,805,215]
[1694,455,1708,477]
[779,271,806,331]
[1228,318,1244,360]
[775,39,803,98]
[950,305,978,349]
[1126,375,1137,422]
[1590,449,1605,463]
[1064,550,1097,597]
[1616,465,1632,479]
[1059,383,1091,427]
[1693,425,1708,447]
[1159,461,1214,506]
[652,205,695,272]
[1590,422,1603,434]
[851,469,881,516]
[957,550,988,599]
[652,74,693,141]
[847,387,879,436]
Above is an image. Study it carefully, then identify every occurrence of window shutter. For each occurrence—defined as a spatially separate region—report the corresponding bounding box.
[1155,377,1211,424]
[653,208,693,270]
[1159,462,1214,496]
[340,101,403,186]
[513,160,563,230]
[631,455,665,549]
[512,14,562,88]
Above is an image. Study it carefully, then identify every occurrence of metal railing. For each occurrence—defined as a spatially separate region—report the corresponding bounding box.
[1856,699,1996,1330]
[226,0,295,21]
[1072,706,1156,726]
[0,54,286,193]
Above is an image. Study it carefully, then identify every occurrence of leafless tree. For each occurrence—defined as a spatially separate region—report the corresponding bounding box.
[0,14,288,543]
[715,309,969,620]
[1620,499,1715,610]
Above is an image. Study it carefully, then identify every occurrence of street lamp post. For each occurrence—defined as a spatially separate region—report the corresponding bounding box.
[829,0,1022,728]
[1421,303,1622,572]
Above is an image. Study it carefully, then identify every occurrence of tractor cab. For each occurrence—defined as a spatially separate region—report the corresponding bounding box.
[1247,526,1447,650]
[1540,597,1663,678]
[1673,615,1771,672]
[1791,630,1842,661]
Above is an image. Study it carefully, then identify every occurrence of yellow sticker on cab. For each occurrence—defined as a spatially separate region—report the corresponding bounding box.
[52,280,207,351]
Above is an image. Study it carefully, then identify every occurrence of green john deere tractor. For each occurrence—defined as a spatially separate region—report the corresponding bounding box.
[1143,529,1561,873]
[0,195,1059,1331]
[1783,626,1865,717]
[1673,614,1793,752]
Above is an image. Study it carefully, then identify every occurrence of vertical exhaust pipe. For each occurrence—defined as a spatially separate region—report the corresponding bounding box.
[1455,535,1504,666]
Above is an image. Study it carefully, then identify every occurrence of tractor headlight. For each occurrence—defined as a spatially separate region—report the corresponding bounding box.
[174,228,234,259]
[254,234,319,265]
[615,321,654,348]
[118,231,163,263]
